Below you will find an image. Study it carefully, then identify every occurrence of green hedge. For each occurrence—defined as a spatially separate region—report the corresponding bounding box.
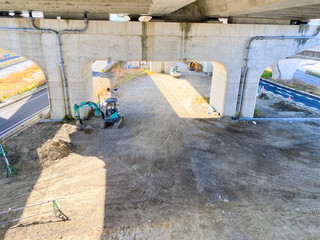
[306,70,320,78]
[261,70,272,79]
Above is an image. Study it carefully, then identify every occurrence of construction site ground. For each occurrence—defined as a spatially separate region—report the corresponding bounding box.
[0,63,320,240]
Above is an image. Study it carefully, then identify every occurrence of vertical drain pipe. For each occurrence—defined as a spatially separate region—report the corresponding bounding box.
[237,27,320,116]
[29,11,88,116]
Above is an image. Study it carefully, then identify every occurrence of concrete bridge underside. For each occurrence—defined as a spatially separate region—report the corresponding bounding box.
[0,18,320,119]
[2,0,320,22]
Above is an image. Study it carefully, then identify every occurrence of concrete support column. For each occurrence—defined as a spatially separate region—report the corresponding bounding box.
[270,62,281,80]
[240,68,265,117]
[35,35,67,120]
[150,61,163,73]
[65,60,94,118]
[210,62,241,116]
[271,59,302,80]
[45,64,67,119]
[164,62,176,74]
[201,62,213,75]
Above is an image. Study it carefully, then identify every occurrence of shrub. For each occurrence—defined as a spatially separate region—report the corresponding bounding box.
[261,70,272,79]
[0,64,46,100]
[306,70,320,78]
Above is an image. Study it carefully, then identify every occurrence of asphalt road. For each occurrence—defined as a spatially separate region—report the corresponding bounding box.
[0,55,20,64]
[0,63,106,137]
[259,79,320,111]
[0,89,49,137]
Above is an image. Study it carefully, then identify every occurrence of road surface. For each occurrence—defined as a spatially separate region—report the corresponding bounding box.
[0,55,20,64]
[0,89,49,137]
[0,59,114,137]
[259,79,320,111]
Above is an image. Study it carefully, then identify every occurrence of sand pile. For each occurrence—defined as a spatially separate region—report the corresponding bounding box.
[37,139,75,167]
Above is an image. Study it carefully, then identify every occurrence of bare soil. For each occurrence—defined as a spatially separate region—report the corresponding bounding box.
[256,91,320,118]
[0,63,319,240]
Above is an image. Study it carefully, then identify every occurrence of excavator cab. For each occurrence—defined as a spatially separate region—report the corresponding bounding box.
[105,98,119,121]
[101,98,123,128]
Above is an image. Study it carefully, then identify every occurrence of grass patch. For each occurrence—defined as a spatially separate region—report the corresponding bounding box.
[254,108,263,117]
[193,96,210,105]
[93,62,147,101]
[270,78,320,96]
[261,70,272,79]
[0,64,46,102]
[306,70,320,78]
[111,62,147,89]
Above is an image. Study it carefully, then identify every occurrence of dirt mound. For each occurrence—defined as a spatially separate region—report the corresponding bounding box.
[271,101,301,112]
[37,139,75,167]
[257,92,270,100]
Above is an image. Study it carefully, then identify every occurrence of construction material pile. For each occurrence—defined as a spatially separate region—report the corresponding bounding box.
[37,139,75,167]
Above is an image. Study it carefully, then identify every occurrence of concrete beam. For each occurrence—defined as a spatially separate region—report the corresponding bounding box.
[1,18,320,118]
[149,0,196,15]
[200,0,320,18]
[1,0,320,21]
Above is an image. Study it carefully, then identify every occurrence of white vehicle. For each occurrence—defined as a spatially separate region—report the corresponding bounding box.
[170,66,181,78]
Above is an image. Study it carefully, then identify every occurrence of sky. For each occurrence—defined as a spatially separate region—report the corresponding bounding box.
[309,19,320,26]
[109,14,127,22]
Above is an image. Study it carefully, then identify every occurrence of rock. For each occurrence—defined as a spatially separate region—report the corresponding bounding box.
[83,125,94,134]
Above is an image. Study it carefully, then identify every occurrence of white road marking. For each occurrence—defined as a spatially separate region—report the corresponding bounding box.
[295,94,302,97]
[276,90,284,95]
[305,97,314,101]
[93,72,102,78]
[0,91,48,115]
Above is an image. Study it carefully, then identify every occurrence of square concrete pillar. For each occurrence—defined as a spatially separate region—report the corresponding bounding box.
[239,68,264,117]
[210,62,241,117]
[46,81,66,119]
[201,62,213,75]
[150,61,163,73]
[67,61,94,118]
[164,62,176,74]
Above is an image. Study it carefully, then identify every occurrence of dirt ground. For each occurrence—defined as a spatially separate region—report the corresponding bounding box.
[0,63,320,240]
[256,92,320,118]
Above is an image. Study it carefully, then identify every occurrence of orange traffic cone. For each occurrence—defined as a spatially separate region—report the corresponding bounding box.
[261,86,265,91]
[288,95,291,101]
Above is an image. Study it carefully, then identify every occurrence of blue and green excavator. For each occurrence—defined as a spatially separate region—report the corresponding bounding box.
[74,98,123,129]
